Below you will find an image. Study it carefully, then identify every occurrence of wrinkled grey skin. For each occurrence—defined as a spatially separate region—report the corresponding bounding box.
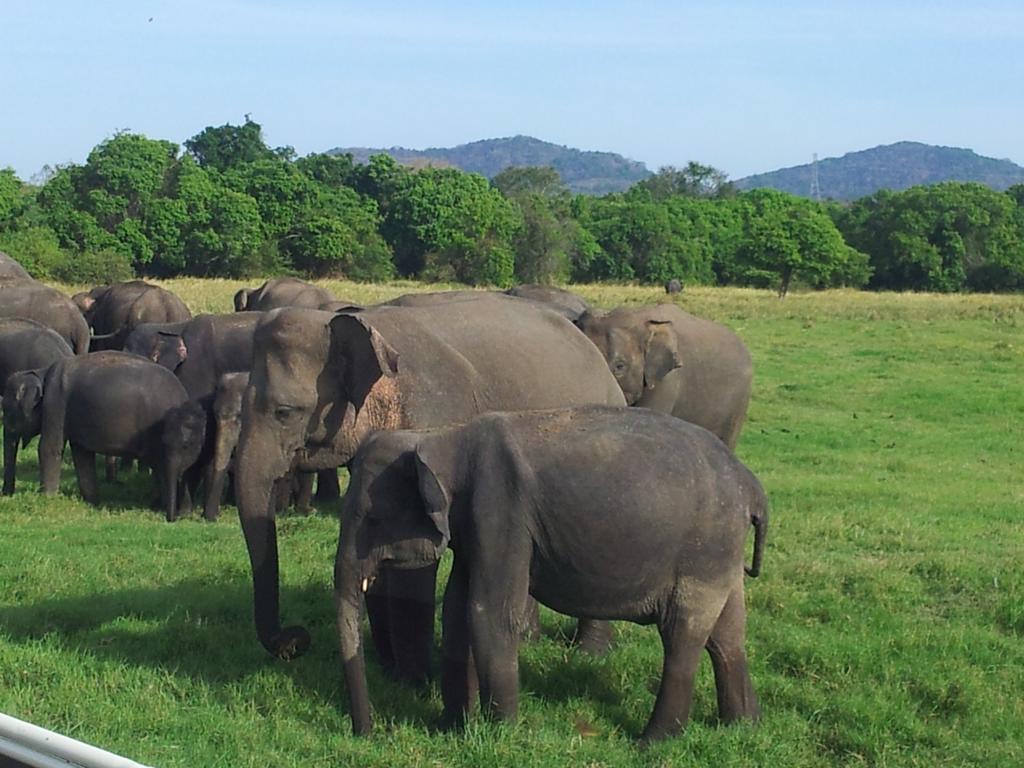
[1,319,74,494]
[124,313,263,513]
[29,351,196,520]
[577,303,753,450]
[234,294,625,664]
[336,406,767,741]
[205,371,321,521]
[0,279,90,355]
[0,252,32,280]
[503,284,591,322]
[233,277,333,312]
[73,280,192,351]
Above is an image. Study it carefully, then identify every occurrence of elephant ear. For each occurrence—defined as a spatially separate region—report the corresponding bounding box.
[413,444,451,551]
[233,289,250,312]
[643,319,681,390]
[155,331,188,369]
[329,314,399,408]
[16,373,44,422]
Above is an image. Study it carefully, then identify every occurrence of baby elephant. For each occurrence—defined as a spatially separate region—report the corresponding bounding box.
[8,352,204,520]
[335,405,767,742]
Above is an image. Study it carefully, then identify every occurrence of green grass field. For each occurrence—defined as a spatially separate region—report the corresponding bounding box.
[1,281,1022,767]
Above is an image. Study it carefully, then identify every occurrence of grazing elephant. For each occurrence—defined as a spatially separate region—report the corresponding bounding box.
[0,252,32,280]
[0,279,90,354]
[234,294,625,665]
[665,278,683,294]
[233,277,333,312]
[503,284,591,322]
[336,406,767,741]
[28,351,200,520]
[1,319,75,494]
[577,304,753,450]
[73,280,192,350]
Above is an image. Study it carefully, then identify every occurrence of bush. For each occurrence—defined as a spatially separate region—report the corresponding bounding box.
[51,248,135,284]
[0,226,67,279]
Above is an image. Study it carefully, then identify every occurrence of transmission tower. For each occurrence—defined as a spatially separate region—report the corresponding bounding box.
[810,153,821,202]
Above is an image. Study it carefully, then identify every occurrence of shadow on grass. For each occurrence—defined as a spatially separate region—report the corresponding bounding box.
[0,577,437,731]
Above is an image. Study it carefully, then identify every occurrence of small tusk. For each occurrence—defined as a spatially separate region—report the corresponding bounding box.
[361,578,369,593]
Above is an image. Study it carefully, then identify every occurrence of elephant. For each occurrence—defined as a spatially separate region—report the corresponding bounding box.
[665,278,683,294]
[576,303,753,450]
[233,277,334,312]
[1,319,75,494]
[123,312,338,517]
[0,279,91,354]
[0,251,32,280]
[14,351,201,520]
[205,372,324,521]
[73,280,192,351]
[503,284,591,322]
[234,293,626,665]
[335,405,767,741]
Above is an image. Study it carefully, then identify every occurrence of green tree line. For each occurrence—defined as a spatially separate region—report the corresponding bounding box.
[2,119,1023,292]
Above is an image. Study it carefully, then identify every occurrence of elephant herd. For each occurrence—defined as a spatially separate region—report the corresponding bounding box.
[0,256,768,744]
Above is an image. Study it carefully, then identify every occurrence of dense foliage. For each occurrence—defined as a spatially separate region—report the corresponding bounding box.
[2,120,1023,291]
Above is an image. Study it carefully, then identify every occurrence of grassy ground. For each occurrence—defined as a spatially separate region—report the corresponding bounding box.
[1,281,1022,766]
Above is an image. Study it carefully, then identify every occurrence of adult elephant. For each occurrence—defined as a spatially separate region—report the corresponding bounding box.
[74,280,192,350]
[233,277,334,312]
[234,293,626,664]
[503,284,590,322]
[576,304,753,450]
[123,312,337,519]
[0,279,90,355]
[0,318,75,494]
[0,252,32,279]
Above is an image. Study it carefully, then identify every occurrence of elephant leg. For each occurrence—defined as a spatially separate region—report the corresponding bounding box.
[293,471,315,514]
[440,555,477,730]
[3,433,18,495]
[105,455,118,483]
[385,562,438,687]
[70,443,99,505]
[521,598,541,642]
[315,468,341,503]
[572,619,614,655]
[706,585,760,724]
[467,576,523,724]
[640,587,726,743]
[365,571,395,676]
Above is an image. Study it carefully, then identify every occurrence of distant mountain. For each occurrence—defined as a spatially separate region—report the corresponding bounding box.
[327,135,652,195]
[736,142,1024,201]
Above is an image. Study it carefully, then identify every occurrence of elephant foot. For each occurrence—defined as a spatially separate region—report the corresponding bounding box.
[572,619,615,656]
[267,626,312,661]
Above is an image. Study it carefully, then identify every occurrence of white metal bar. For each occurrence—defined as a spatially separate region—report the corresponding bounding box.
[0,713,153,768]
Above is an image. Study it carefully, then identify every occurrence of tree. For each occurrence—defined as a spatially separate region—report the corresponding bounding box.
[630,162,736,201]
[387,167,519,285]
[727,190,870,296]
[835,183,1024,292]
[184,118,279,173]
[0,168,26,231]
[492,166,568,198]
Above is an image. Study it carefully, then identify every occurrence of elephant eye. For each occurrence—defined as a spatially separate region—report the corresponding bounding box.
[612,359,628,374]
[274,405,299,422]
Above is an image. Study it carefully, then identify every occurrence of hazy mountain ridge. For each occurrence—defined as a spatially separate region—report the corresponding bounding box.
[328,135,652,194]
[736,142,1024,200]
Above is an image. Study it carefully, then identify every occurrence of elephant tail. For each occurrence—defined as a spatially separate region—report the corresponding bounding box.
[744,495,768,578]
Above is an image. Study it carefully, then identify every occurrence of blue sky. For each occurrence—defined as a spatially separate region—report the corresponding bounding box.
[3,1,1022,182]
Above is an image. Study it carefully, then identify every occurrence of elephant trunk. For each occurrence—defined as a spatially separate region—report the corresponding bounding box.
[235,419,311,660]
[336,556,373,735]
[204,419,239,521]
[165,464,179,522]
[3,431,18,495]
